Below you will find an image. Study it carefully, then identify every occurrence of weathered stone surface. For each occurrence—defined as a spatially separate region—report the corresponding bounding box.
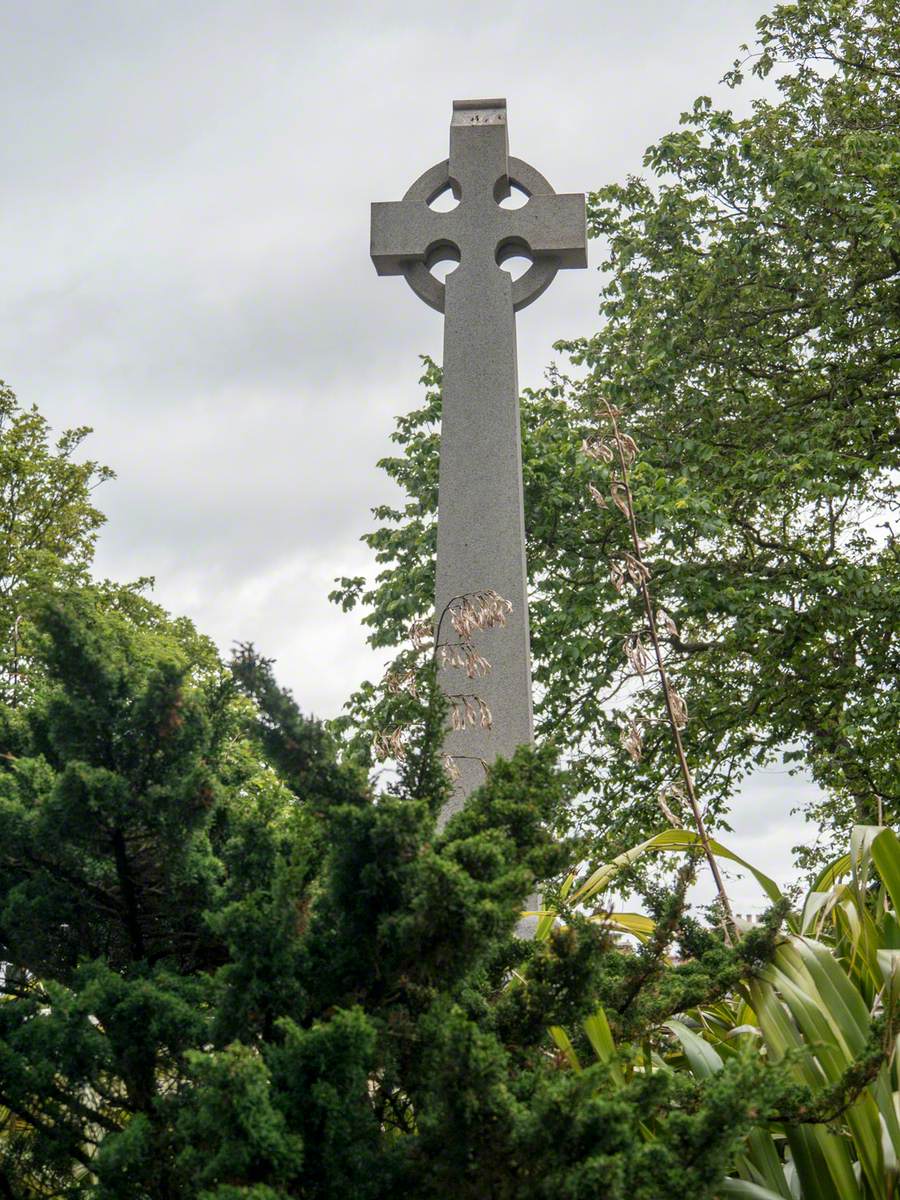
[371,99,587,821]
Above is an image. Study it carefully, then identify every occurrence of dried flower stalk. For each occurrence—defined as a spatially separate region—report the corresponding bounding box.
[448,694,492,732]
[409,619,433,650]
[443,589,512,640]
[373,727,407,762]
[437,641,492,679]
[376,588,510,771]
[587,398,737,943]
[620,718,643,763]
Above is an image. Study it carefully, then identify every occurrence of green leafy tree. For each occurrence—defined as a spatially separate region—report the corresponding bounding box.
[0,382,113,705]
[332,0,900,866]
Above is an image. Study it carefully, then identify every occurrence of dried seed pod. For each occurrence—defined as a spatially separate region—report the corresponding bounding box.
[620,718,643,764]
[657,609,679,638]
[614,432,638,465]
[409,619,433,650]
[610,480,632,519]
[623,634,650,680]
[588,482,608,509]
[623,552,651,586]
[657,782,685,826]
[657,795,681,827]
[582,436,615,463]
[478,698,493,730]
[609,563,627,594]
[442,754,461,782]
[666,687,689,730]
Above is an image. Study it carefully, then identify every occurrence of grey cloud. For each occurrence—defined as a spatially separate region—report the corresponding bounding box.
[2,0,766,724]
[4,0,817,878]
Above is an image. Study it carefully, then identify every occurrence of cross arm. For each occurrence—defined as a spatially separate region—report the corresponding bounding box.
[504,192,587,269]
[371,200,449,276]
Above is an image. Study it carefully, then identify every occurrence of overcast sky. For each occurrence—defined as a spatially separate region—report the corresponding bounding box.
[0,0,820,910]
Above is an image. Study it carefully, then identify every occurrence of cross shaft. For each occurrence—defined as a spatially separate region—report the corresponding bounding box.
[371,99,586,820]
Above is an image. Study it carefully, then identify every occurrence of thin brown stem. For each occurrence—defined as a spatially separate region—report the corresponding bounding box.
[598,398,737,944]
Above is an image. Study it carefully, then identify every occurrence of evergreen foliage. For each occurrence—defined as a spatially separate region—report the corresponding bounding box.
[0,594,817,1199]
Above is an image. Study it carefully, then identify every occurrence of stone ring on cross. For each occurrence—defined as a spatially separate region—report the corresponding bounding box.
[391,156,567,313]
[371,99,587,315]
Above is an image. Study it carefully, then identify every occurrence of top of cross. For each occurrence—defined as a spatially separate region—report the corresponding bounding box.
[371,98,587,313]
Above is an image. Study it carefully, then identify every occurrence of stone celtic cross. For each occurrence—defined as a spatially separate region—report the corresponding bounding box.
[371,98,587,820]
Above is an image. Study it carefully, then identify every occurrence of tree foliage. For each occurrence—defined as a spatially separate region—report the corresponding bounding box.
[0,592,825,1200]
[0,382,113,705]
[332,0,900,866]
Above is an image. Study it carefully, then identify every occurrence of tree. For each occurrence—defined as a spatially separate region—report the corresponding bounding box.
[229,642,363,809]
[0,382,113,706]
[0,590,812,1199]
[332,0,900,866]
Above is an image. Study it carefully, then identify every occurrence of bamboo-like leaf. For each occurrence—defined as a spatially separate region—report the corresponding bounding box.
[812,852,852,895]
[588,910,655,942]
[548,1025,581,1071]
[719,1180,795,1200]
[583,1005,624,1086]
[664,1018,723,1078]
[571,828,786,914]
[738,1133,794,1200]
[870,827,900,915]
[531,909,557,942]
[748,977,860,1199]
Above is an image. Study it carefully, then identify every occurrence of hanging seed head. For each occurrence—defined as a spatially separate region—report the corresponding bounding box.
[448,590,512,639]
[465,649,492,679]
[582,436,615,463]
[657,609,679,639]
[442,754,461,782]
[609,563,627,594]
[409,619,433,650]
[439,642,492,679]
[666,687,689,730]
[384,668,419,699]
[623,633,651,680]
[610,480,632,519]
[373,726,407,762]
[620,718,643,763]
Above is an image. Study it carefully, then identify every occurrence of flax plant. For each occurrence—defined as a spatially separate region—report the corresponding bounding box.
[542,824,900,1198]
